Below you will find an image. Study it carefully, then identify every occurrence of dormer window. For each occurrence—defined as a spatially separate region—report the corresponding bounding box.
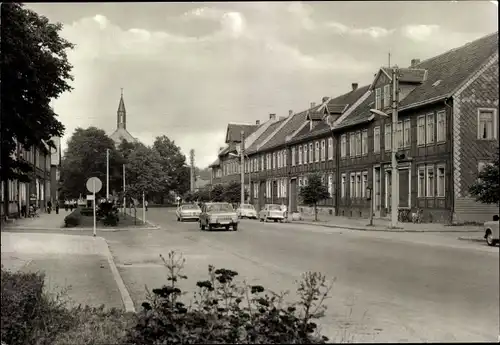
[375,88,381,110]
[383,84,390,109]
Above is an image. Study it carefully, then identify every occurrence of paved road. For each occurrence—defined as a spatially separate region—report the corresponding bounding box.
[99,208,498,342]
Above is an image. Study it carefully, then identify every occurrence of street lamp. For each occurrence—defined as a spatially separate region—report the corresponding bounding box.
[369,67,399,228]
[106,149,110,200]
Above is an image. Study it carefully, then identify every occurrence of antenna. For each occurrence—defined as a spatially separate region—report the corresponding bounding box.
[388,52,391,68]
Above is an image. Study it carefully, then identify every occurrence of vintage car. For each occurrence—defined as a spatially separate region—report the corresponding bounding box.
[259,204,285,223]
[199,202,239,231]
[484,215,499,246]
[236,204,258,219]
[176,204,202,222]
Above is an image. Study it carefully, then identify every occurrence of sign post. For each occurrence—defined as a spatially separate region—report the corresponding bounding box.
[86,177,102,237]
[142,191,146,225]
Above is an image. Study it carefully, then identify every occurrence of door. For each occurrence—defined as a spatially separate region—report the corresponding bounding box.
[374,167,381,218]
[385,170,392,214]
[250,182,254,205]
[290,178,297,212]
[259,181,266,212]
[272,180,278,204]
[398,168,410,208]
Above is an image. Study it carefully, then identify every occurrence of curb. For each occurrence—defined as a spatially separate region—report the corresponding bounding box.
[3,225,160,232]
[291,221,483,233]
[458,237,485,243]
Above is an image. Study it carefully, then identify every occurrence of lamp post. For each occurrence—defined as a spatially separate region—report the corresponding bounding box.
[370,67,399,228]
[106,149,110,200]
[229,151,251,205]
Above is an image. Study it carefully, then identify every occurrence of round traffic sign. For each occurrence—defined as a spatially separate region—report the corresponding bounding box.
[86,177,103,193]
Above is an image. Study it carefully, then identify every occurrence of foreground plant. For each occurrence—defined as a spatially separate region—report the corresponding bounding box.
[127,251,333,344]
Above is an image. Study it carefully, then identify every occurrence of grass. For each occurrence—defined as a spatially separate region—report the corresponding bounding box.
[73,213,149,228]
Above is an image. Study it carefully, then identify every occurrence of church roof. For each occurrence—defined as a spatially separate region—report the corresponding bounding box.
[118,91,126,113]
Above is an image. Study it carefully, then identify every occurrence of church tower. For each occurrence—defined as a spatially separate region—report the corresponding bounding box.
[110,89,136,146]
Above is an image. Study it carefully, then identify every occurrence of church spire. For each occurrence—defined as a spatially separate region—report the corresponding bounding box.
[117,88,126,129]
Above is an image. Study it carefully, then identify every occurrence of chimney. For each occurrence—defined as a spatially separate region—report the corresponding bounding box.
[289,110,293,116]
[269,113,276,121]
[411,58,420,67]
[219,147,224,152]
[322,96,329,103]
[310,102,316,108]
[256,120,260,126]
[351,83,358,91]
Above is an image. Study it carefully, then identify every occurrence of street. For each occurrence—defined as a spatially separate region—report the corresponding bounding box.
[101,208,499,343]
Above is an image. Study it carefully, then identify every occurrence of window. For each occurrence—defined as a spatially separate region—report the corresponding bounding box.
[437,111,446,142]
[375,88,381,110]
[303,144,307,164]
[362,130,368,155]
[362,171,368,198]
[417,116,426,145]
[328,138,333,160]
[303,176,308,186]
[437,165,445,197]
[309,143,313,163]
[321,140,326,161]
[356,172,361,198]
[356,132,361,156]
[315,141,320,162]
[403,119,411,147]
[426,114,434,144]
[418,166,425,197]
[478,161,494,173]
[349,133,356,157]
[278,151,282,168]
[291,147,296,166]
[385,124,392,151]
[341,135,347,157]
[341,174,346,197]
[273,152,277,169]
[383,84,390,109]
[298,146,302,164]
[396,121,403,148]
[350,173,355,198]
[261,156,264,171]
[426,165,434,197]
[328,174,333,197]
[478,109,497,140]
[373,127,380,153]
[298,178,303,187]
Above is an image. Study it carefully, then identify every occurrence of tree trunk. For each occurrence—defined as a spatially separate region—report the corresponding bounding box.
[314,203,318,222]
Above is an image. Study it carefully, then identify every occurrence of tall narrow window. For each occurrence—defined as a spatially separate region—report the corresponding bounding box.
[283,150,287,167]
[315,141,320,162]
[385,124,392,151]
[437,111,446,142]
[341,174,346,197]
[373,126,380,153]
[291,147,296,166]
[303,144,307,164]
[321,140,326,161]
[362,171,368,198]
[277,151,281,168]
[417,116,426,145]
[426,165,434,197]
[403,119,411,147]
[309,143,313,163]
[298,146,302,164]
[341,134,347,157]
[355,172,361,198]
[356,132,361,156]
[477,109,497,140]
[383,84,390,108]
[362,130,368,155]
[396,121,403,148]
[328,138,333,160]
[375,88,381,110]
[350,133,355,156]
[426,114,434,144]
[418,166,425,197]
[350,173,355,198]
[328,174,333,197]
[437,165,445,197]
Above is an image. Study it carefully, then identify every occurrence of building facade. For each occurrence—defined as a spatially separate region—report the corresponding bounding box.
[209,32,499,224]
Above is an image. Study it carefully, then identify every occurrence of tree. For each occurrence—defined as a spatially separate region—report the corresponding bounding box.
[299,173,330,221]
[152,136,189,202]
[125,144,166,200]
[196,167,212,181]
[60,127,122,199]
[211,184,225,202]
[222,181,249,205]
[469,148,500,206]
[1,3,74,214]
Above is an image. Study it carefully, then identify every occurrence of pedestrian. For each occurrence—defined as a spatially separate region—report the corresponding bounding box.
[47,200,52,214]
[281,203,288,220]
[145,200,149,211]
[55,200,60,214]
[69,201,74,211]
[64,200,69,211]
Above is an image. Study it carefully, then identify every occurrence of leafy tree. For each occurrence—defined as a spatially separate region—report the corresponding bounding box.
[1,3,74,214]
[60,127,121,199]
[222,181,248,205]
[117,139,140,160]
[125,145,166,200]
[299,173,330,221]
[211,184,225,202]
[196,167,212,181]
[197,189,211,202]
[469,148,500,206]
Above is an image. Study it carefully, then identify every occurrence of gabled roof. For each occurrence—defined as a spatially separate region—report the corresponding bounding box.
[208,158,220,168]
[381,67,427,84]
[400,31,498,109]
[326,103,349,114]
[246,120,284,154]
[225,123,258,143]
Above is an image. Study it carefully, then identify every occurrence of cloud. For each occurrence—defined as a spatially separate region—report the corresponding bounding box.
[402,24,440,41]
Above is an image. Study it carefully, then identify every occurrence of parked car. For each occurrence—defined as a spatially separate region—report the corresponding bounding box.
[199,202,239,231]
[259,204,285,223]
[236,204,258,219]
[176,204,202,222]
[484,215,499,246]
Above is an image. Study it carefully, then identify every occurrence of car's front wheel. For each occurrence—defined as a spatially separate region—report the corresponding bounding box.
[485,230,496,246]
[199,221,205,230]
[233,224,238,231]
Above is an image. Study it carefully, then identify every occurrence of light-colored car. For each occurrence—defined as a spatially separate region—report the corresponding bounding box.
[484,215,499,246]
[236,204,258,219]
[259,204,285,223]
[176,204,202,222]
[199,202,239,231]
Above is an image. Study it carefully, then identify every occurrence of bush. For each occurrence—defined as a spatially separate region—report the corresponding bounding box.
[64,208,81,227]
[80,207,94,216]
[126,251,332,344]
[97,202,119,226]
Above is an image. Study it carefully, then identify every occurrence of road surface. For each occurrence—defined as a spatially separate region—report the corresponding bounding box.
[101,208,498,342]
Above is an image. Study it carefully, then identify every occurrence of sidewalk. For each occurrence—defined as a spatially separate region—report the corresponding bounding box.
[2,211,67,230]
[291,214,483,233]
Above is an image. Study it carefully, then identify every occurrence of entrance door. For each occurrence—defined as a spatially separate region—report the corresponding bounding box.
[259,181,266,212]
[398,168,410,208]
[385,170,392,213]
[374,167,381,217]
[272,180,278,204]
[290,179,297,212]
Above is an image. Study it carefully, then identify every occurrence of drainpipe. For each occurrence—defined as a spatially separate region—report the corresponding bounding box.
[444,98,454,224]
[334,130,340,216]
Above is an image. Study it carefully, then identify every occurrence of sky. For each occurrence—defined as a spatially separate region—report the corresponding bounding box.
[28,1,498,168]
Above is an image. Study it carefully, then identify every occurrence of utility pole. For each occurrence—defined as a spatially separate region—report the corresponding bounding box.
[190,149,195,193]
[123,164,126,214]
[106,149,110,200]
[390,67,400,228]
[240,130,245,207]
